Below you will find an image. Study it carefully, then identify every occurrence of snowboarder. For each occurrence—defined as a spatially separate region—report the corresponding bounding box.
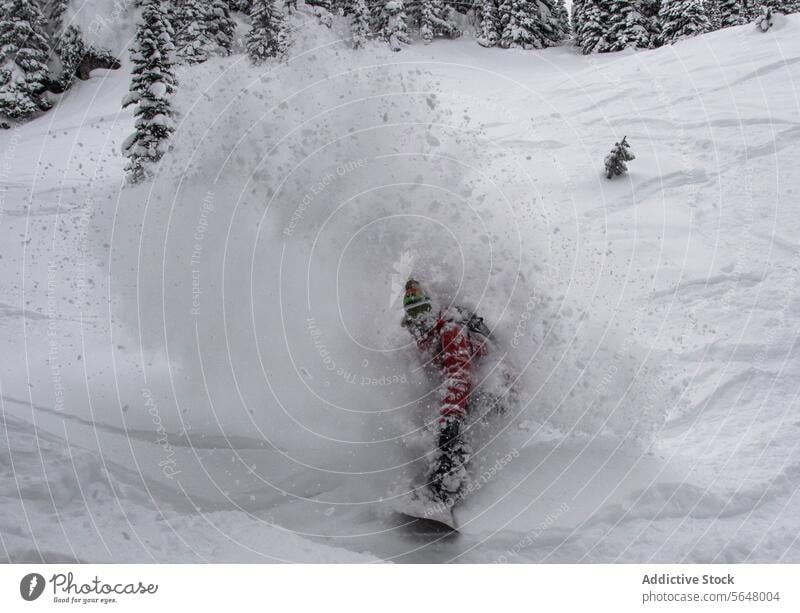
[401,278,490,507]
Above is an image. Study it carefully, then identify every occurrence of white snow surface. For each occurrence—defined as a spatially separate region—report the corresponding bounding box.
[2,9,800,562]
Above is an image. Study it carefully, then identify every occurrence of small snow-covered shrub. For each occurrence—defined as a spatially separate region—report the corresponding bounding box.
[604,136,636,179]
[755,6,774,31]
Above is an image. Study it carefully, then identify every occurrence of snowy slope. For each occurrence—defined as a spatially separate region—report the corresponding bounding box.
[1,7,800,562]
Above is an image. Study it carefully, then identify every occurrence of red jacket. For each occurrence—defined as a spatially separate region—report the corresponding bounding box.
[415,308,486,420]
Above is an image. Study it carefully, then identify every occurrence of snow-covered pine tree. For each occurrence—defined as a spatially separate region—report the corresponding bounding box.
[476,0,501,47]
[47,24,121,92]
[378,0,411,52]
[640,0,662,43]
[175,0,218,64]
[246,0,289,62]
[232,0,252,12]
[658,0,710,44]
[208,0,237,53]
[718,0,745,26]
[577,0,611,53]
[538,0,570,44]
[0,0,53,120]
[121,0,176,184]
[605,136,635,178]
[555,0,571,37]
[442,0,463,38]
[162,1,179,36]
[607,0,653,50]
[53,25,85,91]
[43,0,69,38]
[349,0,371,47]
[80,46,121,79]
[499,0,566,49]
[740,0,758,18]
[755,4,774,28]
[571,0,586,49]
[416,0,461,43]
[419,1,436,42]
[499,0,534,49]
[705,0,722,28]
[445,0,467,13]
[767,0,800,12]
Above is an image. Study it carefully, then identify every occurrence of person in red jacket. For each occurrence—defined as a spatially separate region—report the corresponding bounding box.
[401,278,488,502]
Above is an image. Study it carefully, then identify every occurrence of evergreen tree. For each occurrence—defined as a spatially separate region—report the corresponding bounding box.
[369,1,388,33]
[47,24,120,92]
[499,0,534,49]
[577,0,611,53]
[605,136,635,178]
[246,0,289,62]
[54,25,85,91]
[538,0,570,44]
[419,0,437,42]
[755,4,774,28]
[445,0,468,12]
[0,0,52,120]
[705,0,723,28]
[640,0,662,43]
[121,0,176,184]
[608,0,655,49]
[571,0,586,48]
[555,0,570,37]
[43,0,70,38]
[208,0,237,53]
[175,0,218,64]
[499,0,566,49]
[766,0,800,12]
[378,0,411,52]
[349,0,371,47]
[741,0,759,18]
[416,0,461,43]
[718,0,745,26]
[658,0,710,44]
[476,0,501,47]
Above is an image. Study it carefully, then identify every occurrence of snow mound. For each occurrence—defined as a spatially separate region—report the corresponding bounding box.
[0,414,375,562]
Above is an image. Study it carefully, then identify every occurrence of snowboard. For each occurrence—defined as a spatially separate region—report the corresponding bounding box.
[392,485,458,531]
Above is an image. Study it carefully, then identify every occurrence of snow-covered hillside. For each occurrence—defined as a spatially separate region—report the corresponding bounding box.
[2,7,800,562]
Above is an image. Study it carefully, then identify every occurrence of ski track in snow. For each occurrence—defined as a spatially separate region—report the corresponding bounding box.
[1,7,800,562]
